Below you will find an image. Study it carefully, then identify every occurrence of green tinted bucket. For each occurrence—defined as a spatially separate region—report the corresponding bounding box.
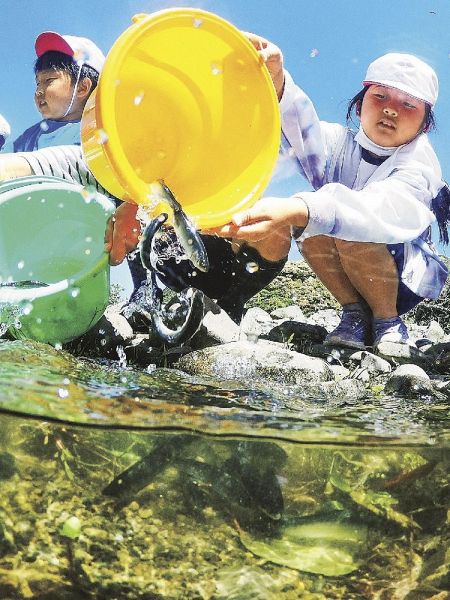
[0,177,115,344]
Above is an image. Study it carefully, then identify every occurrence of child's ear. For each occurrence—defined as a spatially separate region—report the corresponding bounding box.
[77,77,93,100]
[356,101,361,117]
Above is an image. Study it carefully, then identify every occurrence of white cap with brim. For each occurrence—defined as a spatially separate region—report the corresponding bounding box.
[35,32,105,74]
[0,113,10,139]
[363,52,438,107]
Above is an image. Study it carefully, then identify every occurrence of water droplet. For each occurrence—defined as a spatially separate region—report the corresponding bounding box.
[81,187,96,204]
[70,287,80,298]
[100,338,107,346]
[85,249,91,255]
[40,120,49,132]
[193,17,203,28]
[134,91,145,105]
[309,48,319,58]
[17,260,25,270]
[40,198,46,203]
[239,84,248,92]
[157,150,166,159]
[63,377,70,385]
[22,302,33,315]
[54,342,62,350]
[211,63,222,76]
[245,261,259,273]
[58,388,69,398]
[58,203,64,208]
[96,129,109,144]
[85,236,92,243]
[73,48,88,66]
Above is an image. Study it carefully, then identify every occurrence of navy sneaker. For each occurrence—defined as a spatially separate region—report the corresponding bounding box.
[324,304,370,350]
[373,316,411,348]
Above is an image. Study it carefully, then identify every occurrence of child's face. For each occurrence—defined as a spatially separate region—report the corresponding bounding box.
[35,69,75,120]
[360,85,426,147]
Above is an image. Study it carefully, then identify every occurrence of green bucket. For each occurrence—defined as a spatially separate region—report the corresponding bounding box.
[0,176,115,344]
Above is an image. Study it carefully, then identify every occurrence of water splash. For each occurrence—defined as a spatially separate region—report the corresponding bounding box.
[134,91,145,106]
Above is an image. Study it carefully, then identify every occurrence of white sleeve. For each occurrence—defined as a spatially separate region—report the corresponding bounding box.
[16,145,115,199]
[298,171,436,243]
[279,71,345,190]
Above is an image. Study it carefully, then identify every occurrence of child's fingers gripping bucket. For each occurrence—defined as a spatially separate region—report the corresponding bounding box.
[0,177,115,344]
[81,7,281,229]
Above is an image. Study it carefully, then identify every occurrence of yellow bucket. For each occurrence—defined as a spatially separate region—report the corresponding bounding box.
[81,8,280,228]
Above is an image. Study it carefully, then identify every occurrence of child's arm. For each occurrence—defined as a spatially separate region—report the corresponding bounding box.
[0,154,33,180]
[104,202,140,265]
[246,32,342,190]
[205,195,309,242]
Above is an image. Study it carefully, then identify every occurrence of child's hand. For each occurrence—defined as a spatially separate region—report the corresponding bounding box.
[204,196,308,242]
[244,32,285,99]
[104,202,141,265]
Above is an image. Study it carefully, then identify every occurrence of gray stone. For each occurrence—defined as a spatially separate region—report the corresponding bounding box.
[270,305,306,321]
[238,307,274,341]
[175,340,334,385]
[424,320,447,342]
[191,297,240,349]
[306,308,340,331]
[360,351,392,374]
[375,341,433,368]
[390,364,430,380]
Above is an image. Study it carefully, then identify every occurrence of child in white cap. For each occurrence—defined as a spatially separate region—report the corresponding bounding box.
[0,114,11,150]
[209,37,450,351]
[3,32,105,152]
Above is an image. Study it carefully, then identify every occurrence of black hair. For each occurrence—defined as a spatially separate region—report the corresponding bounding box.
[34,51,99,91]
[346,86,436,133]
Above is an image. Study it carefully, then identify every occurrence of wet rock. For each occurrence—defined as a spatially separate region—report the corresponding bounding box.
[423,320,447,343]
[124,334,164,366]
[359,351,392,374]
[0,452,17,480]
[390,364,430,380]
[375,341,433,368]
[264,321,328,352]
[270,305,306,321]
[306,308,340,330]
[239,307,274,341]
[385,367,445,400]
[175,340,334,385]
[191,297,240,349]
[65,304,134,359]
[284,379,367,406]
[423,342,450,373]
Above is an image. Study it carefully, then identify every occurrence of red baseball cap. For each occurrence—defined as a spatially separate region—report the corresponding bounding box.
[35,32,105,74]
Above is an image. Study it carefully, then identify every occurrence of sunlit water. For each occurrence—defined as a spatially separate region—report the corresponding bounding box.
[0,338,448,599]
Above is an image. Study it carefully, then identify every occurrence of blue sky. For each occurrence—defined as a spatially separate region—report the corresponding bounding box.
[1,0,449,294]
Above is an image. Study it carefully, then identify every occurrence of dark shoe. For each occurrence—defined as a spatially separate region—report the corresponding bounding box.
[373,316,410,349]
[324,304,370,350]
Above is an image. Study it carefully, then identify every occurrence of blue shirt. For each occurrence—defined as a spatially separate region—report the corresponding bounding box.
[3,119,81,152]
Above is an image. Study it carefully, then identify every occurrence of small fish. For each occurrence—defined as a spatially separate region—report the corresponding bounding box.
[158,179,209,273]
[139,215,205,345]
[139,280,205,345]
